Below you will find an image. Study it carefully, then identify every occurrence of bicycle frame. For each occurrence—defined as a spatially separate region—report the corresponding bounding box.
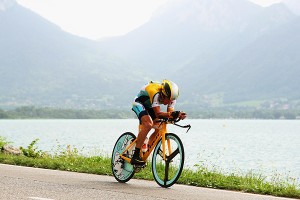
[120,121,170,163]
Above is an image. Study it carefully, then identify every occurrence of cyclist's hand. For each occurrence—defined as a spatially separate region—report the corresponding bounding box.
[171,111,187,120]
[171,111,180,119]
[179,112,187,120]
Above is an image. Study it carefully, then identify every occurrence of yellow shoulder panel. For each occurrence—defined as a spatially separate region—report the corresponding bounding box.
[145,82,161,104]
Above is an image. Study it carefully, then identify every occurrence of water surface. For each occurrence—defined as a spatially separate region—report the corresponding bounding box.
[1,119,299,179]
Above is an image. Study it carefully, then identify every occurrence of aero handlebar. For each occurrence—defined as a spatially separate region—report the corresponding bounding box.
[156,118,191,133]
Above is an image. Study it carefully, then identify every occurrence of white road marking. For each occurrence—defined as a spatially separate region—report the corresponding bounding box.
[28,197,55,200]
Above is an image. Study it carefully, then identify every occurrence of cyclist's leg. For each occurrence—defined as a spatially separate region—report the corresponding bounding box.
[148,122,160,147]
[136,115,153,147]
[131,102,153,165]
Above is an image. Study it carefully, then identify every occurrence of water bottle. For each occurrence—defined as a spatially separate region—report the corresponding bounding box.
[142,137,148,152]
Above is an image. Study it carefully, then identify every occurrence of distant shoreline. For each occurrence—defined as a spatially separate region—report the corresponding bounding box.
[1,106,300,120]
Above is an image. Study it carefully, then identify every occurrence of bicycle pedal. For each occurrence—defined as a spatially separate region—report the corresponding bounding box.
[133,163,146,168]
[133,164,146,173]
[134,167,142,173]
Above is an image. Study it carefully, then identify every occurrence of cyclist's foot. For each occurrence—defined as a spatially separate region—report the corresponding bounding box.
[130,155,145,166]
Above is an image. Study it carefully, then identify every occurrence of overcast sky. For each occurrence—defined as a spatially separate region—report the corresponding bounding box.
[16,0,281,40]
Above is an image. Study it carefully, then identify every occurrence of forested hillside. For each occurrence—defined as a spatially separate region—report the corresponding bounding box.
[1,0,299,113]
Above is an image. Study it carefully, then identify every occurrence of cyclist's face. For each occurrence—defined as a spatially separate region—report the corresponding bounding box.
[161,94,171,105]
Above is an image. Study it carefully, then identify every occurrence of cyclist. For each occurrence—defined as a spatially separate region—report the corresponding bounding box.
[131,79,187,165]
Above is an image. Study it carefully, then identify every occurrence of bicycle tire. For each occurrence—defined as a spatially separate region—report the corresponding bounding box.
[111,132,136,183]
[152,133,185,188]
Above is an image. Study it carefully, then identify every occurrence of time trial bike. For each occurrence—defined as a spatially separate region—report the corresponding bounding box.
[111,118,191,188]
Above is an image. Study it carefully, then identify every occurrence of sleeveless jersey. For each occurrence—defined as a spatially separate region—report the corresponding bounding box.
[134,81,175,109]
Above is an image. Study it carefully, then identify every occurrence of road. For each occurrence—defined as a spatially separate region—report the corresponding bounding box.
[0,164,297,200]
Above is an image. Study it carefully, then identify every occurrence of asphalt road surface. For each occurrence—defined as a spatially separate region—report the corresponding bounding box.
[0,164,297,200]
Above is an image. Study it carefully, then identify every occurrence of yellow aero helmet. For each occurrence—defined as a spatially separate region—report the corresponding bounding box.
[161,79,179,100]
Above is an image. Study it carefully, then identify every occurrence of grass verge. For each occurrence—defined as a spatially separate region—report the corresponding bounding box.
[0,137,299,199]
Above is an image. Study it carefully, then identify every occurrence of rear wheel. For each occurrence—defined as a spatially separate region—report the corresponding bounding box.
[151,133,184,188]
[111,132,136,183]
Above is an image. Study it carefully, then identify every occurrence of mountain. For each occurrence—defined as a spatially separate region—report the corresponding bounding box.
[171,2,298,102]
[1,0,299,110]
[189,16,300,103]
[100,0,262,74]
[100,0,299,107]
[0,1,145,109]
[191,14,300,105]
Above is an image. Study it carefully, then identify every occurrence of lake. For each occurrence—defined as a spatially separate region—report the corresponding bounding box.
[0,119,299,180]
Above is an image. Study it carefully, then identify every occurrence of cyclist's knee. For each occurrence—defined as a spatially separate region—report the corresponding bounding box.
[141,117,153,131]
[142,121,153,131]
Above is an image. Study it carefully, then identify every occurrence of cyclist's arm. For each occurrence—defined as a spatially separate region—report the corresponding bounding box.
[153,106,172,119]
[153,106,186,120]
[167,101,187,120]
[167,107,174,113]
[168,100,187,119]
[152,93,185,119]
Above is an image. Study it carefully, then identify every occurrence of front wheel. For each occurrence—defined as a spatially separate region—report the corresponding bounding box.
[152,133,184,188]
[111,132,136,183]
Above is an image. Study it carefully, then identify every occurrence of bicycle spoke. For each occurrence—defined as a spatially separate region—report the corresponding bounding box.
[164,161,169,186]
[167,147,179,161]
[158,148,163,158]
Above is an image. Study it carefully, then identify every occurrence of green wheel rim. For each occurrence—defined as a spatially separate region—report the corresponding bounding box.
[111,132,136,183]
[152,133,184,188]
